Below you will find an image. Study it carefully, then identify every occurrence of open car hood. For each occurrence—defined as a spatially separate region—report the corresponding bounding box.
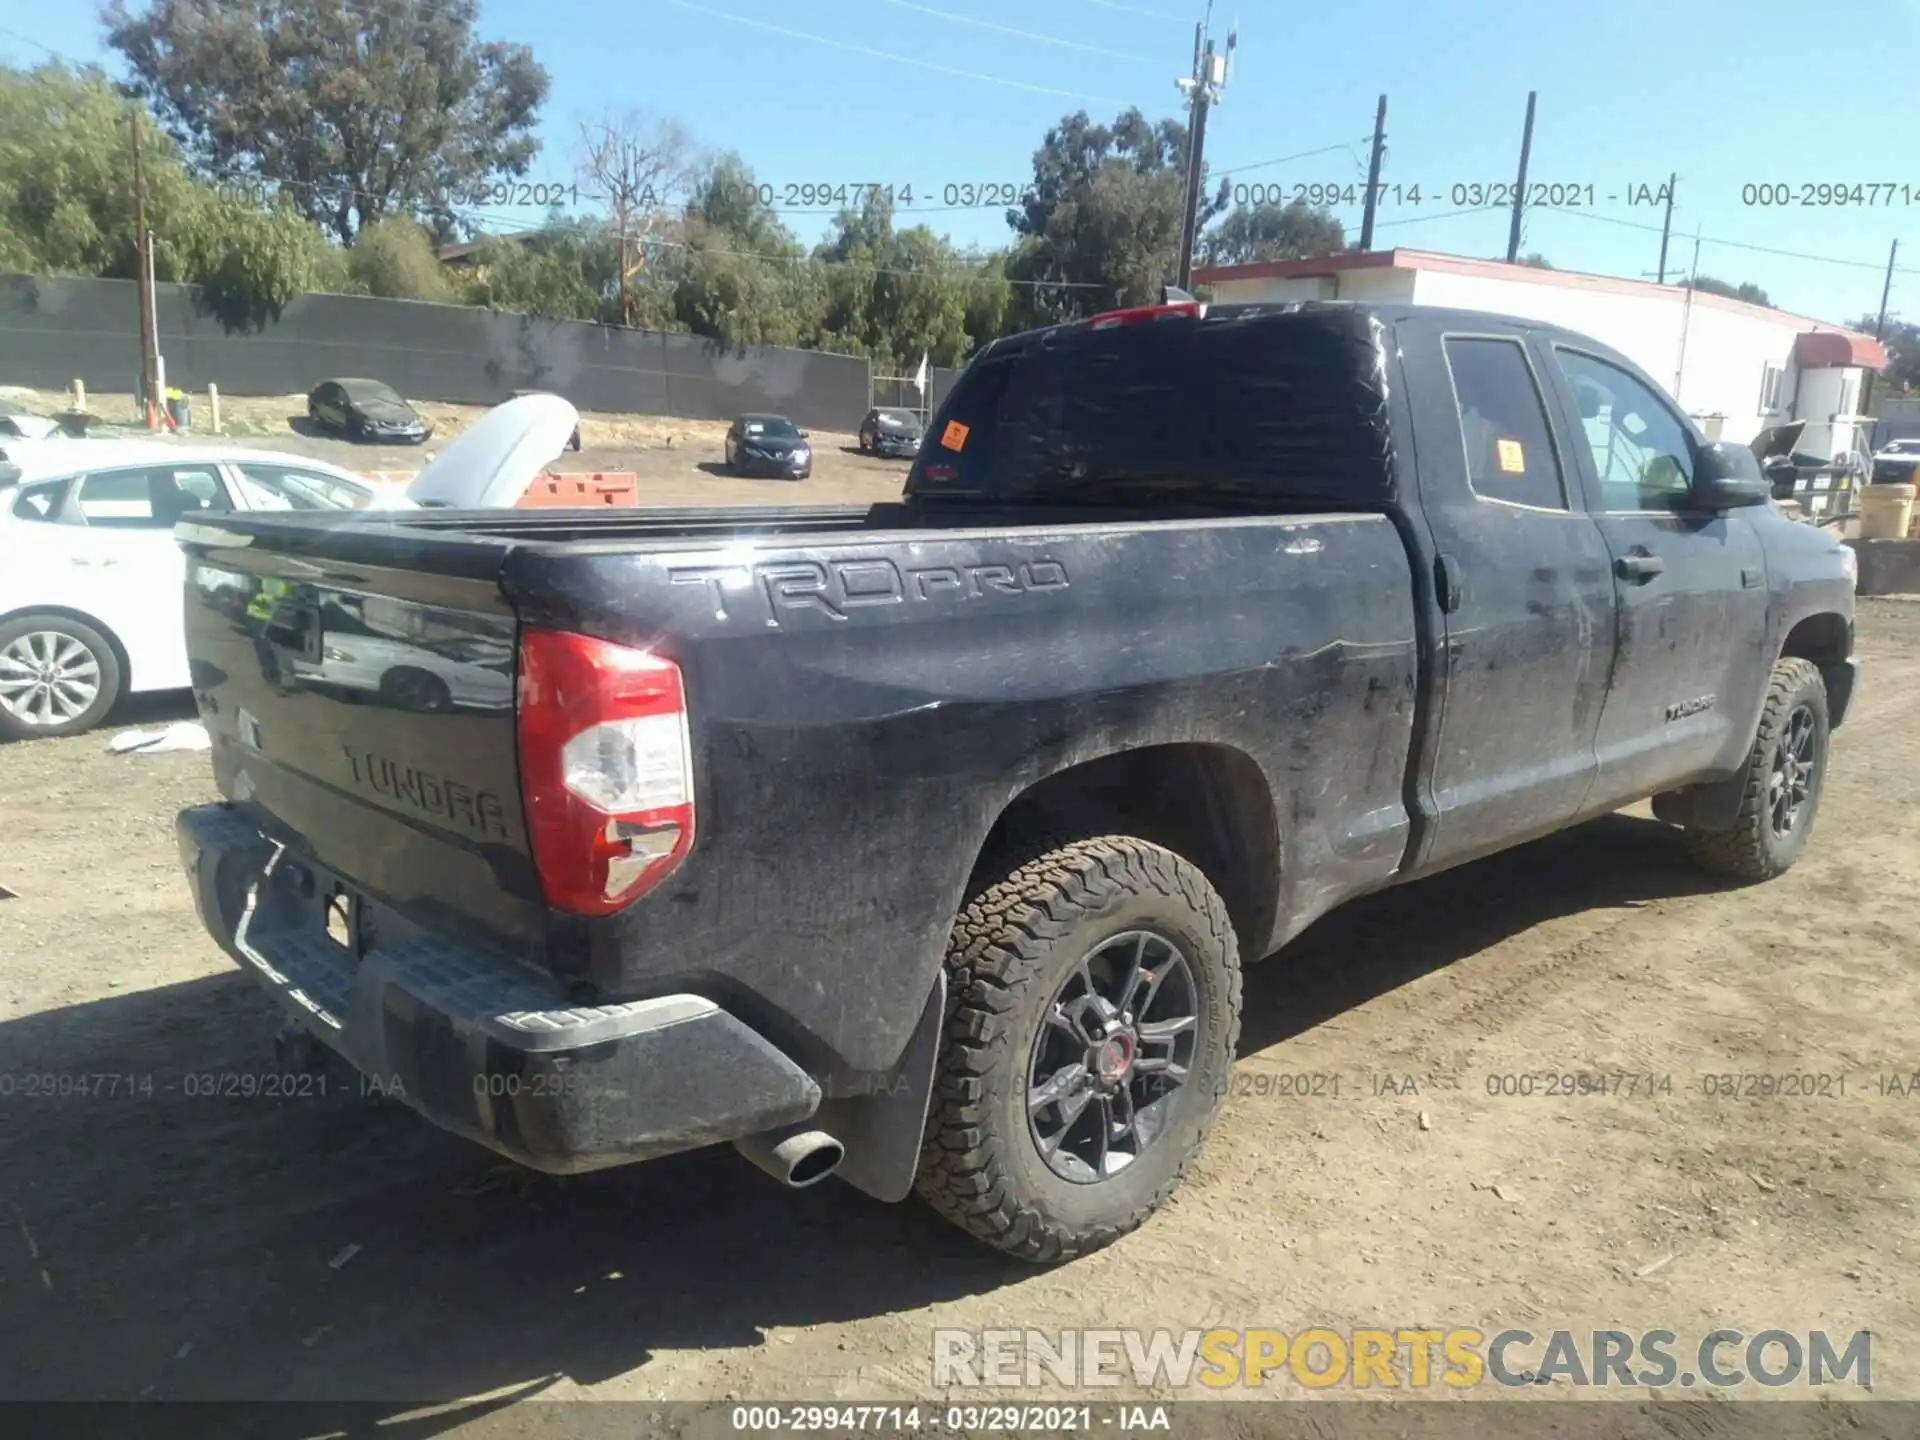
[1749,420,1806,462]
[401,393,579,509]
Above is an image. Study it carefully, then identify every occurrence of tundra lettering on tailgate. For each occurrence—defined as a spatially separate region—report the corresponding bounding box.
[670,556,1071,626]
[341,745,510,838]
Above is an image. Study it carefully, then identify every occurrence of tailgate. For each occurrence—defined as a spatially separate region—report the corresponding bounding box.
[179,519,545,960]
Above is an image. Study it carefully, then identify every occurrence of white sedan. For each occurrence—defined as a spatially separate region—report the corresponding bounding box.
[0,440,399,739]
[0,397,578,740]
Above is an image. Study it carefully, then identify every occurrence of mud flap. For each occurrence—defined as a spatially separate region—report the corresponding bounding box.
[1652,773,1745,832]
[811,971,946,1203]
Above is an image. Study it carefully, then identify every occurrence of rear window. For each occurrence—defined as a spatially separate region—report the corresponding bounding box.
[907,305,1397,506]
[1443,336,1568,510]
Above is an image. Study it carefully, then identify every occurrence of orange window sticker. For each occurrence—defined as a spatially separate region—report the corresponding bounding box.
[1496,438,1526,473]
[940,419,971,452]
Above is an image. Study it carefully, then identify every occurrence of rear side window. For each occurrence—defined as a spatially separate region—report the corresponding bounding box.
[1443,337,1568,511]
[233,462,369,511]
[75,466,230,528]
[908,306,1398,506]
[11,479,69,521]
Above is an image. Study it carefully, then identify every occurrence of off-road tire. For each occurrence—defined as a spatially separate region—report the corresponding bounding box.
[914,836,1241,1263]
[1683,657,1829,882]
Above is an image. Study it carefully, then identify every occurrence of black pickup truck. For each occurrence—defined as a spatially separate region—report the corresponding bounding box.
[174,300,1858,1262]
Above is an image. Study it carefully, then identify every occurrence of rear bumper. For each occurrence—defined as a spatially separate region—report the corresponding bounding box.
[175,803,821,1174]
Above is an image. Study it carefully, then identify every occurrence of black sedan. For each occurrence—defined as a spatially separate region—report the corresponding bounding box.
[857,407,924,459]
[724,414,811,480]
[307,378,433,444]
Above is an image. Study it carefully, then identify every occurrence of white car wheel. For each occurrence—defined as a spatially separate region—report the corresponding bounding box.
[0,615,123,740]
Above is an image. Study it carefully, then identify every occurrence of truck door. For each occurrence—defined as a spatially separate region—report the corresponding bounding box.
[1399,320,1620,872]
[1541,344,1771,805]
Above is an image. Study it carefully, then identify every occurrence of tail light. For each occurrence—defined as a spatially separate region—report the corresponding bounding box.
[516,627,694,916]
[1086,300,1202,331]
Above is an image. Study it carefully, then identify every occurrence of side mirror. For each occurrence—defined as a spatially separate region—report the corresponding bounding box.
[1693,440,1772,510]
[1762,455,1799,501]
[799,430,811,438]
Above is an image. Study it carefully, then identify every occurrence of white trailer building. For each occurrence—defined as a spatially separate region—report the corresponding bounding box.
[1194,248,1886,463]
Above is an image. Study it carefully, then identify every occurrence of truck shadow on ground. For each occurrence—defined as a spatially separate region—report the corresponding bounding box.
[0,970,1015,1418]
[1237,811,1730,1058]
[0,811,1725,1429]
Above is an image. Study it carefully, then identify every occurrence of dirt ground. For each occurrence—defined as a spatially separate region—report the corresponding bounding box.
[1,591,1917,1432]
[2,387,914,508]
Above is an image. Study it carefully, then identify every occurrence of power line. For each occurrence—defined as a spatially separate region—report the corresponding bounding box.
[649,0,1131,103]
[867,0,1156,62]
[1534,204,1920,276]
[1210,137,1376,182]
[1075,0,1189,20]
[1372,203,1507,230]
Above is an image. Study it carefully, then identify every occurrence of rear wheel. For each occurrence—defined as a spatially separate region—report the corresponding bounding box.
[0,614,123,740]
[379,667,452,713]
[915,836,1241,1263]
[1683,657,1829,882]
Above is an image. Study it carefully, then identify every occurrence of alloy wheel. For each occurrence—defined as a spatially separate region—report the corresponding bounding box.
[1026,930,1200,1184]
[0,631,103,727]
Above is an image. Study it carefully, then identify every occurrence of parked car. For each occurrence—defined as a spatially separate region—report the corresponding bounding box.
[723,414,811,479]
[1870,435,1920,485]
[0,402,65,440]
[306,378,432,444]
[857,407,925,458]
[0,397,577,740]
[173,302,1856,1263]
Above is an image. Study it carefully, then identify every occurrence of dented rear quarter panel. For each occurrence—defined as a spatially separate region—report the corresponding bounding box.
[500,512,1419,1074]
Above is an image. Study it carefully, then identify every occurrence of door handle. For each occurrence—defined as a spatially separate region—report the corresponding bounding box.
[1614,552,1665,583]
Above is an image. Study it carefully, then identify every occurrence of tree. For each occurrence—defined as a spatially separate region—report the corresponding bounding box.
[1689,273,1772,308]
[810,196,979,371]
[1003,108,1221,329]
[103,0,549,244]
[1199,197,1343,266]
[1520,252,1553,268]
[346,216,450,301]
[669,155,824,350]
[576,110,696,325]
[0,62,334,329]
[1853,316,1920,396]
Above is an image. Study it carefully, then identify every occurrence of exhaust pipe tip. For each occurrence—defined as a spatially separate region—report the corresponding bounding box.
[733,1125,845,1189]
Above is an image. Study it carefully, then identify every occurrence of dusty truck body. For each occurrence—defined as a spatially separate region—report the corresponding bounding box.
[174,302,1858,1261]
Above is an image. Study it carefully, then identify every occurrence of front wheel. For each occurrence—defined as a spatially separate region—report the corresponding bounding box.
[0,614,124,740]
[915,836,1241,1263]
[1683,657,1829,882]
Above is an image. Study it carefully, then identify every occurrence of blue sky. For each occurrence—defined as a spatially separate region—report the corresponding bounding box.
[9,0,1920,327]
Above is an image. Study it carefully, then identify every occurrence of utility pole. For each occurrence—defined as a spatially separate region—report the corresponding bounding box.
[130,107,158,430]
[1675,227,1702,402]
[615,202,629,327]
[1874,237,1898,341]
[1505,90,1537,264]
[1655,171,1676,284]
[1358,94,1388,252]
[1174,10,1235,291]
[1864,237,1898,416]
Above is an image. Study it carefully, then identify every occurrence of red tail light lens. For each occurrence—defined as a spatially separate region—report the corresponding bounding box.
[1085,300,1202,330]
[516,627,695,917]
